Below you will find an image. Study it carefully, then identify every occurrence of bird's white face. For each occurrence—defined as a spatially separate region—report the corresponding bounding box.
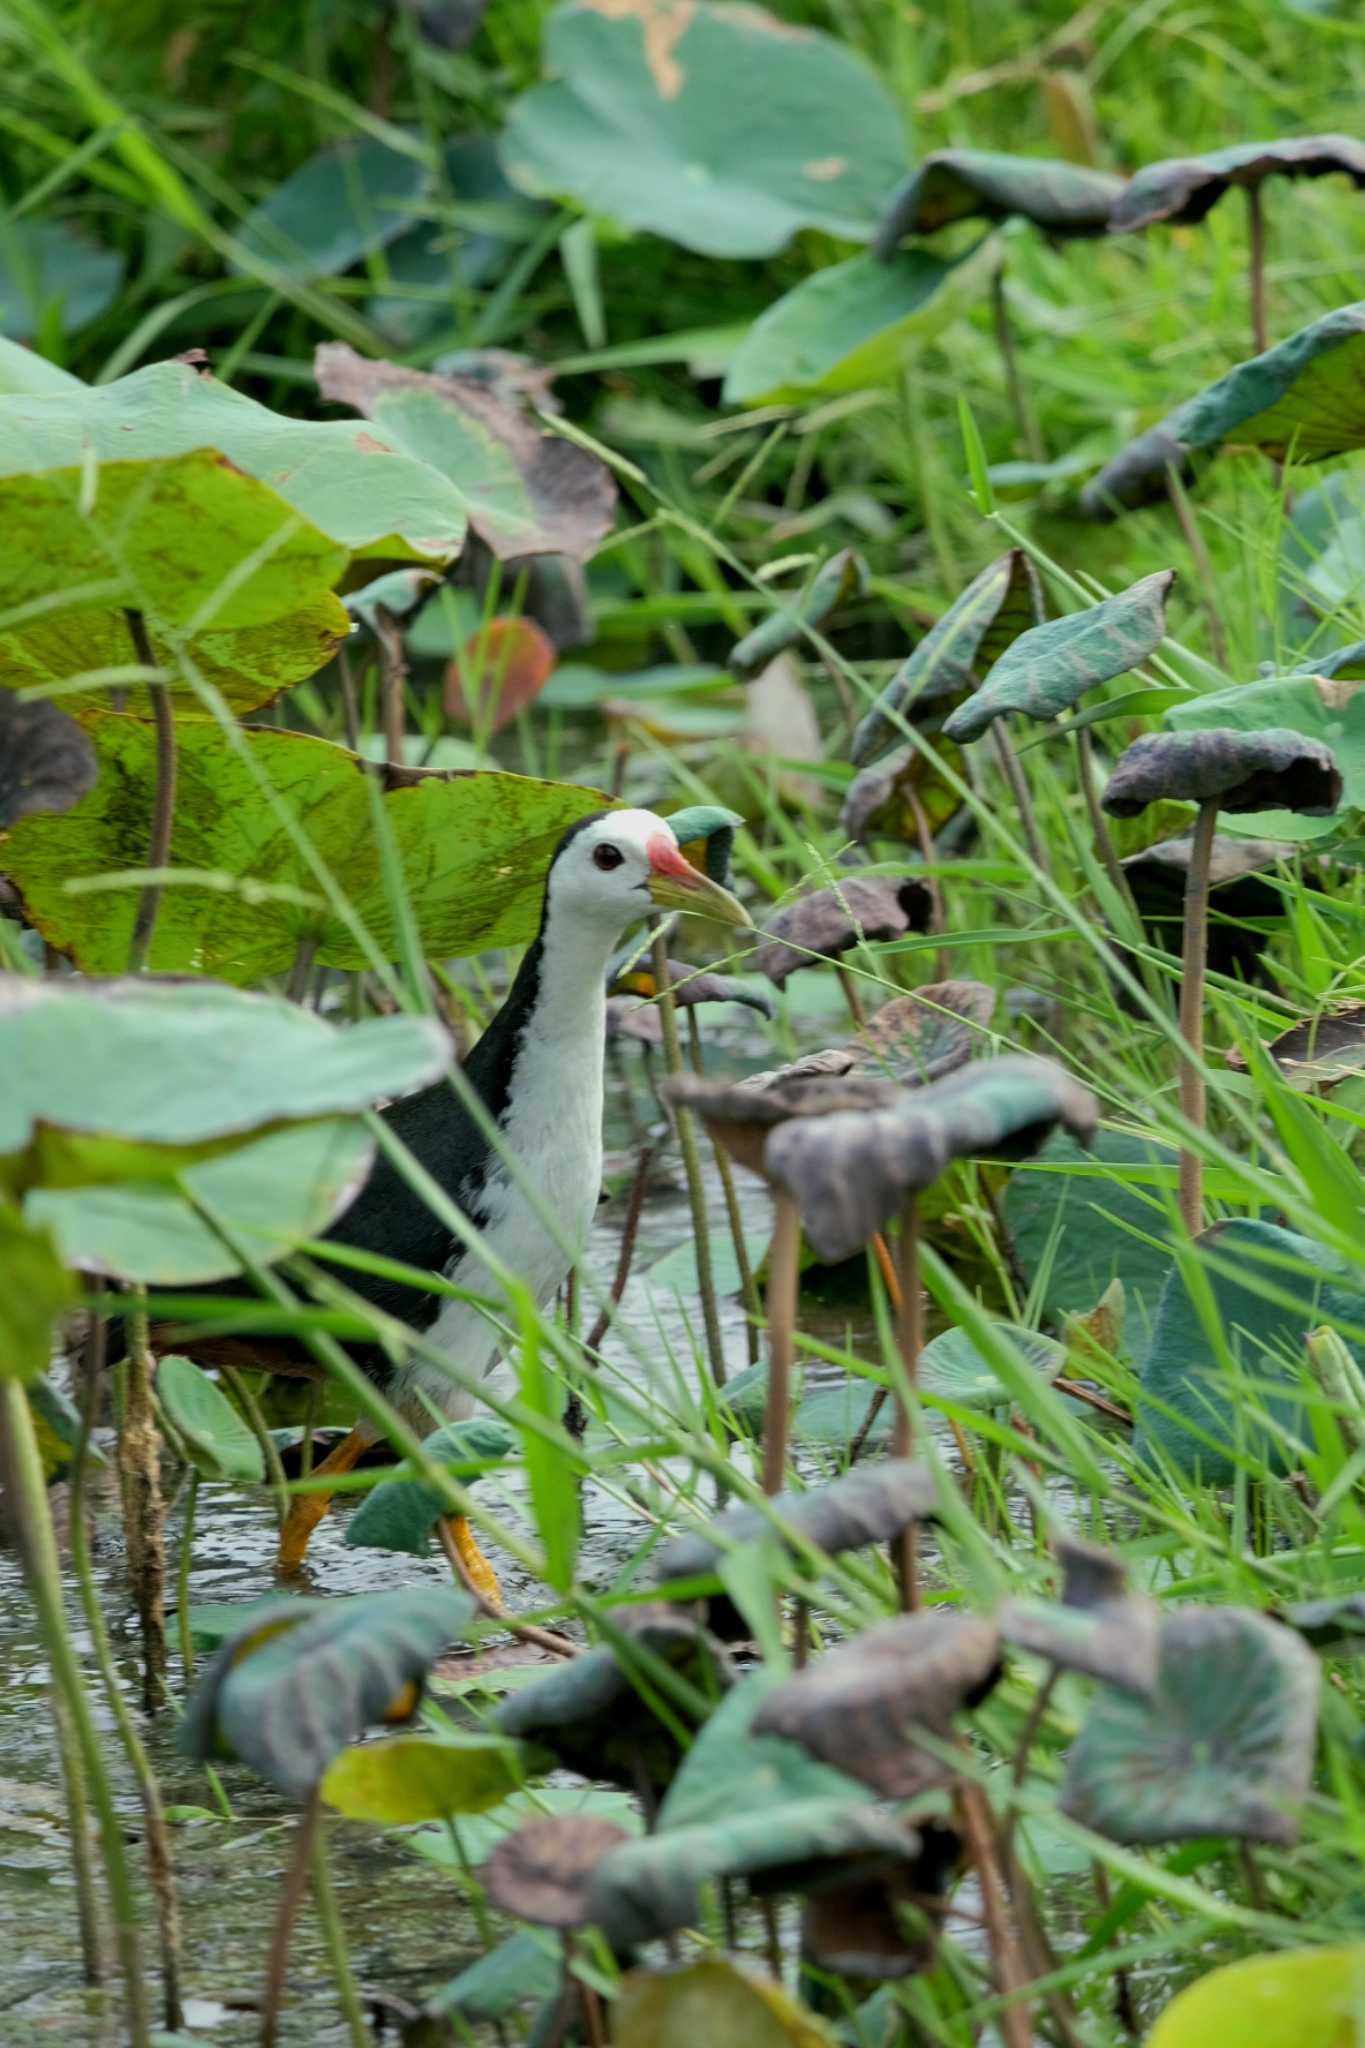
[545,809,750,935]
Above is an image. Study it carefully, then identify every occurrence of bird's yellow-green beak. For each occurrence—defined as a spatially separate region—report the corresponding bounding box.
[646,833,752,928]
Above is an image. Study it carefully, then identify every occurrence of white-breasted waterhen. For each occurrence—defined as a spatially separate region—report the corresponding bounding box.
[154,808,750,1590]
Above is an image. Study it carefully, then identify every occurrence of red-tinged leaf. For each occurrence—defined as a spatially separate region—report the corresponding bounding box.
[445,618,558,733]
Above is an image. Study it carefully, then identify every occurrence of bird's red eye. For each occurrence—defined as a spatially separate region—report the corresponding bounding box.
[593,843,624,871]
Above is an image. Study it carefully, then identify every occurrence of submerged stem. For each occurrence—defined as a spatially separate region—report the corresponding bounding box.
[763,1193,802,1496]
[1177,799,1218,1238]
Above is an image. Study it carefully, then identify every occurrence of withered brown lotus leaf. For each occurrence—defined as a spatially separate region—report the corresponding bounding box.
[1110,135,1365,234]
[752,876,933,987]
[853,980,995,1085]
[1101,728,1342,819]
[483,1814,631,1928]
[654,1458,938,1588]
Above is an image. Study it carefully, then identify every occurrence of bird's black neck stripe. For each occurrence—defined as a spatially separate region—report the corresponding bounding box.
[463,931,545,1130]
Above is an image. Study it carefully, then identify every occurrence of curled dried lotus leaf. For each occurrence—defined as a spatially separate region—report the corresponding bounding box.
[752,876,933,987]
[853,980,995,1084]
[1102,727,1342,818]
[483,1814,632,1928]
[655,1459,938,1586]
[1111,134,1365,234]
[876,149,1123,252]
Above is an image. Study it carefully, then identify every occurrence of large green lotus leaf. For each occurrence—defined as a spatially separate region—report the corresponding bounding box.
[0,450,348,715]
[0,219,123,340]
[851,550,1044,766]
[0,971,449,1194]
[179,1585,475,1797]
[1135,1218,1365,1481]
[236,136,429,281]
[26,1115,376,1282]
[346,1417,517,1556]
[1002,1131,1178,1329]
[315,343,617,562]
[1279,468,1365,645]
[1061,1607,1319,1846]
[1166,672,1365,840]
[0,712,611,982]
[321,1730,527,1823]
[368,137,544,346]
[1111,135,1365,234]
[724,242,994,406]
[499,0,907,261]
[1083,303,1365,518]
[660,1670,878,1831]
[916,1321,1065,1411]
[875,149,1123,252]
[586,1799,916,1951]
[156,1354,265,1483]
[0,357,467,564]
[0,1208,78,1384]
[616,1955,840,2047]
[0,336,84,396]
[1149,1945,1365,2048]
[943,571,1174,742]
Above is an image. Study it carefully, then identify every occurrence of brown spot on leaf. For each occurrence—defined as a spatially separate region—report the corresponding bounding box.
[581,0,696,98]
[354,432,393,455]
[804,156,847,181]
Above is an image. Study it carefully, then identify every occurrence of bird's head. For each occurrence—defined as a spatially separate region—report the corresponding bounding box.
[545,809,752,937]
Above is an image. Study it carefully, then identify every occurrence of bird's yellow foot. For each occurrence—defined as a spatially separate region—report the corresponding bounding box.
[442,1515,503,1607]
[276,1426,369,1575]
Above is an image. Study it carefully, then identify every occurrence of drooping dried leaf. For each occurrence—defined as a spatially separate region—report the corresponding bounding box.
[655,1460,938,1588]
[875,149,1124,252]
[1061,1607,1319,1845]
[729,552,866,681]
[840,736,966,846]
[753,876,934,987]
[1110,135,1365,233]
[851,550,1044,766]
[611,959,775,1016]
[1000,1531,1159,1698]
[444,616,557,732]
[483,1814,632,1927]
[1082,302,1365,519]
[765,1054,1099,1264]
[0,694,96,828]
[1166,670,1365,840]
[753,1611,1002,1800]
[802,1821,959,1981]
[852,980,996,1085]
[1228,1003,1365,1091]
[1101,728,1342,818]
[661,1066,900,1178]
[1120,834,1296,987]
[316,341,617,561]
[942,571,1175,741]
[493,1605,735,1790]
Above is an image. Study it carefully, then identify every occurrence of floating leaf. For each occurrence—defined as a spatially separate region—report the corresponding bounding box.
[752,877,933,988]
[943,571,1174,742]
[0,356,467,565]
[765,1055,1099,1264]
[729,552,865,682]
[500,0,907,261]
[316,341,616,562]
[0,1208,77,1384]
[725,243,994,406]
[0,973,448,1195]
[156,1355,264,1483]
[0,713,611,982]
[754,1611,1002,1800]
[236,136,429,281]
[494,1606,735,1789]
[179,1586,474,1796]
[1083,302,1365,518]
[445,617,557,731]
[615,1955,840,2047]
[916,1322,1065,1412]
[1136,1217,1365,1481]
[1003,1131,1179,1325]
[0,219,122,339]
[1102,726,1342,822]
[655,1461,938,1589]
[587,1802,919,1952]
[483,1813,632,1927]
[346,1419,516,1557]
[321,1730,526,1823]
[1165,672,1365,838]
[853,980,996,1085]
[851,550,1045,766]
[0,693,96,827]
[1230,1002,1365,1091]
[875,149,1124,252]
[660,1671,877,1831]
[0,450,348,716]
[1111,134,1365,233]
[1061,1607,1319,1845]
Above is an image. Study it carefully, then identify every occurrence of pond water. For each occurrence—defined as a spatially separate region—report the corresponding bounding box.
[0,987,885,2043]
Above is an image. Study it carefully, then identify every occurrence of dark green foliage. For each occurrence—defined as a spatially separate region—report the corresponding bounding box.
[728,550,866,679]
[345,1419,516,1556]
[1003,1131,1180,1325]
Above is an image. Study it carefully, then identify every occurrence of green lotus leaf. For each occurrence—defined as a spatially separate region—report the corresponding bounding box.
[0,1208,78,1384]
[156,1354,265,1483]
[321,1730,528,1824]
[1002,1132,1179,1326]
[943,571,1174,742]
[0,693,96,827]
[346,1418,517,1556]
[236,135,429,282]
[1061,1606,1319,1845]
[0,219,122,340]
[615,1955,841,2048]
[500,0,907,261]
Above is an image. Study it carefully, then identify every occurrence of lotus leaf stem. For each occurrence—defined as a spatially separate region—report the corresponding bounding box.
[585,1135,660,1353]
[125,608,177,975]
[955,1775,1033,2048]
[991,722,1051,880]
[1247,182,1268,356]
[260,1787,321,2048]
[991,261,1045,465]
[120,1297,169,1712]
[688,1006,762,1365]
[763,1193,802,1496]
[652,933,728,1390]
[310,1813,368,2048]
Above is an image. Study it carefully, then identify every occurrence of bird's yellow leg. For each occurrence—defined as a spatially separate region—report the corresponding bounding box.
[277,1426,369,1574]
[441,1515,503,1607]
